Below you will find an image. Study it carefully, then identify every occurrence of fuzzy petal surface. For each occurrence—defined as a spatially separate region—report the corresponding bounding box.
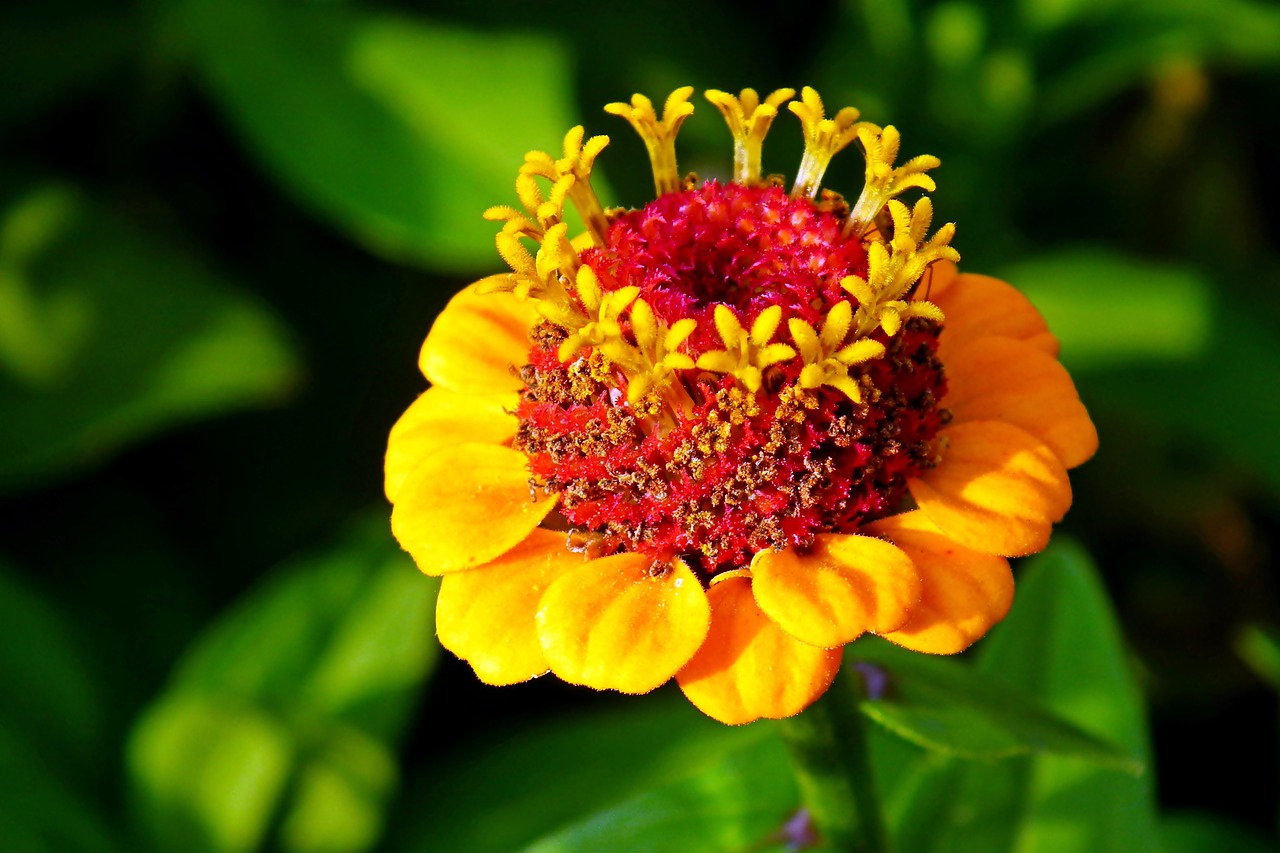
[391,443,556,574]
[435,530,586,685]
[536,555,710,694]
[933,273,1058,358]
[867,511,1014,654]
[909,421,1072,558]
[677,576,842,725]
[384,387,518,502]
[418,279,539,394]
[750,534,920,648]
[945,336,1098,469]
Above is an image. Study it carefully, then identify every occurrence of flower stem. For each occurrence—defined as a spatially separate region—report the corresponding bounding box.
[777,663,888,852]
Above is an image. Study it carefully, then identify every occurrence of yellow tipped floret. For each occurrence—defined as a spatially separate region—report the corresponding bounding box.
[789,87,871,199]
[610,299,698,406]
[705,87,796,184]
[847,124,942,236]
[844,198,956,338]
[520,126,612,245]
[553,266,640,362]
[605,87,696,195]
[485,220,580,302]
[696,305,797,393]
[787,301,887,402]
[483,169,574,243]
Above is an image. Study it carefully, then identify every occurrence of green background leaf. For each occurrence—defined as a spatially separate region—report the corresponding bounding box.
[127,518,437,853]
[0,183,299,494]
[179,0,583,272]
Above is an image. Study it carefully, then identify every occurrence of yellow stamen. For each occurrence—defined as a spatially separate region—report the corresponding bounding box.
[843,198,956,338]
[605,87,696,195]
[483,221,580,302]
[789,86,869,199]
[554,266,640,363]
[520,126,612,245]
[787,301,886,402]
[609,298,697,406]
[705,87,796,184]
[847,124,942,236]
[695,305,797,393]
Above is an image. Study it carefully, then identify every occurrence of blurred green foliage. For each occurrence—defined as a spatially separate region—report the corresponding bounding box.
[3,0,1280,850]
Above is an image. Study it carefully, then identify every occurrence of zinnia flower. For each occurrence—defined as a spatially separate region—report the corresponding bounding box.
[386,87,1097,725]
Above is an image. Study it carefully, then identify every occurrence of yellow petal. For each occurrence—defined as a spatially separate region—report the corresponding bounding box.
[384,387,518,502]
[866,511,1013,654]
[435,530,585,685]
[677,576,841,725]
[391,443,557,574]
[932,273,1059,359]
[536,555,710,694]
[750,534,920,648]
[909,421,1072,558]
[945,337,1098,469]
[419,282,539,393]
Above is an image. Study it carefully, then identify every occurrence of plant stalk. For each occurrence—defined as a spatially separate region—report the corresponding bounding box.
[777,662,888,852]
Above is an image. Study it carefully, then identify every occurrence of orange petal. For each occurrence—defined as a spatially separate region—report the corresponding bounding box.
[391,443,557,574]
[909,421,1072,558]
[933,273,1059,359]
[435,529,584,685]
[384,387,518,502]
[866,511,1014,654]
[749,534,920,648]
[536,555,710,694]
[677,576,842,725]
[419,279,539,394]
[945,337,1098,469]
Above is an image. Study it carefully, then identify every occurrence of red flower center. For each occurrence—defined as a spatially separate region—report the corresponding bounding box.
[514,181,949,579]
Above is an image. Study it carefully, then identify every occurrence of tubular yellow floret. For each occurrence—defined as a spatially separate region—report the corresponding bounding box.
[696,305,797,393]
[705,87,796,184]
[845,198,957,338]
[519,127,612,246]
[789,86,870,200]
[605,87,696,195]
[614,299,698,406]
[787,302,886,402]
[847,124,942,236]
[552,266,641,363]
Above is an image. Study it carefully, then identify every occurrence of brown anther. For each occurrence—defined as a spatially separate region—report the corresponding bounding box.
[762,365,787,394]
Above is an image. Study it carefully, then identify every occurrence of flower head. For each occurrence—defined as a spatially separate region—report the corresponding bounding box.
[387,87,1097,725]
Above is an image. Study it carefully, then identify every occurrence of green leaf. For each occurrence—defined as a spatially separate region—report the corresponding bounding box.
[128,696,296,853]
[0,561,102,779]
[0,182,300,494]
[975,540,1160,851]
[847,638,1140,770]
[179,0,583,272]
[519,721,797,853]
[127,517,437,853]
[887,540,1162,853]
[1040,0,1280,122]
[1000,248,1212,372]
[1004,248,1280,492]
[0,723,120,853]
[386,696,767,853]
[1236,624,1280,689]
[1162,812,1280,853]
[0,560,118,852]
